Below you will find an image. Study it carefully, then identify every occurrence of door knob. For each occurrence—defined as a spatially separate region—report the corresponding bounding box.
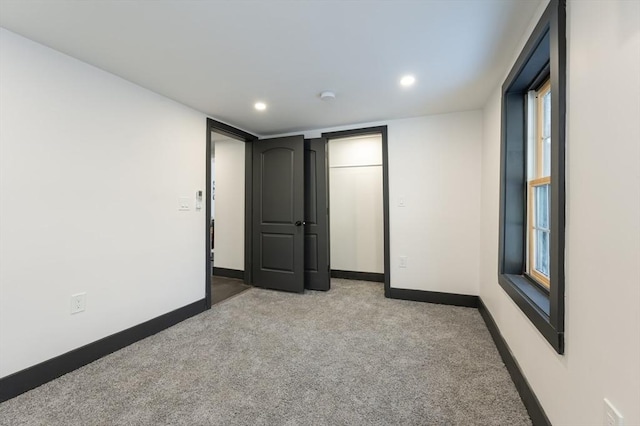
[295,221,306,226]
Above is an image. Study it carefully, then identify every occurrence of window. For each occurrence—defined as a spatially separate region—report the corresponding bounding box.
[498,0,566,354]
[527,79,551,289]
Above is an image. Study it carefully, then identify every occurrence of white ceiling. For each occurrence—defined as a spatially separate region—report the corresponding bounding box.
[0,0,541,136]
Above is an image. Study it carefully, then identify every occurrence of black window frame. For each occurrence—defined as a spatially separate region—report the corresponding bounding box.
[498,0,566,354]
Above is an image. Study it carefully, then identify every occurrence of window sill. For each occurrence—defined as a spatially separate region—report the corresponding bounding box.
[498,273,564,354]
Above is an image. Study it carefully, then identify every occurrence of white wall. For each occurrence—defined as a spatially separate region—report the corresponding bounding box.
[0,28,206,377]
[329,135,383,273]
[479,1,640,424]
[210,157,215,219]
[212,136,245,271]
[279,110,483,296]
[387,112,482,295]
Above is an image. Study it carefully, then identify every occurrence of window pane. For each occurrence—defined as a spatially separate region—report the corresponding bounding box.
[543,91,551,138]
[535,184,550,230]
[535,230,550,277]
[543,136,551,177]
[542,91,551,177]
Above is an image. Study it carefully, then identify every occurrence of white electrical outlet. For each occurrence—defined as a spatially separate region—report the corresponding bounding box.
[70,293,86,314]
[604,399,624,426]
[398,197,406,207]
[399,256,408,268]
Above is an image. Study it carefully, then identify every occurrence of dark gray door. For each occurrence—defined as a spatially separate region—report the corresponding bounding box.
[304,138,330,291]
[252,135,305,293]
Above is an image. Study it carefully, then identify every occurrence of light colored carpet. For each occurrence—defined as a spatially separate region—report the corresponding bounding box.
[0,279,531,425]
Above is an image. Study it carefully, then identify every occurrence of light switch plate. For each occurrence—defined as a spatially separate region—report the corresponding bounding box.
[178,197,191,211]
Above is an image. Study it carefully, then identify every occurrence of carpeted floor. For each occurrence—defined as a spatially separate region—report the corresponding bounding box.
[0,279,531,425]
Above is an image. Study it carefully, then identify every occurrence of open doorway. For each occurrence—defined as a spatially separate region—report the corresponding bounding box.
[205,119,258,308]
[210,131,250,304]
[323,126,390,295]
[327,133,384,282]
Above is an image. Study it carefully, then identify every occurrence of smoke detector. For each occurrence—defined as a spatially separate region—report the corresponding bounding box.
[319,91,336,101]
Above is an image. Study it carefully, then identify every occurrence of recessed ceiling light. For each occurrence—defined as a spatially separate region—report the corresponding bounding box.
[319,91,336,101]
[400,75,416,87]
[254,102,267,111]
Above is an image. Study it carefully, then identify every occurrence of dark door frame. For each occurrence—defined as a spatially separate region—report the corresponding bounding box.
[321,126,391,297]
[206,118,258,309]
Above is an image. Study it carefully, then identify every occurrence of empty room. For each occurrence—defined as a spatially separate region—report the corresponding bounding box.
[0,1,639,425]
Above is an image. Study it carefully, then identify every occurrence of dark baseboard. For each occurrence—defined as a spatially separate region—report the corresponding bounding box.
[478,298,551,426]
[331,270,384,283]
[213,267,244,280]
[388,287,479,308]
[0,298,207,403]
